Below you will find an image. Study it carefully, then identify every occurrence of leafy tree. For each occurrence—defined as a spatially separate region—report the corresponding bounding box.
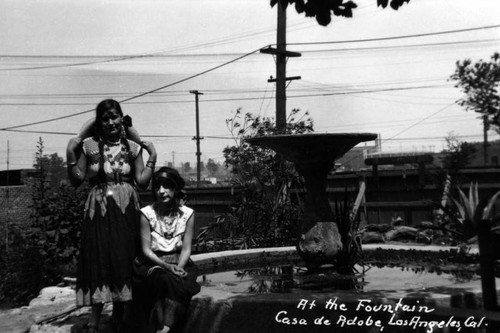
[440,133,477,176]
[29,138,86,293]
[182,162,192,174]
[196,109,313,250]
[206,158,219,177]
[0,138,86,306]
[223,108,313,186]
[450,53,500,133]
[271,0,411,26]
[35,153,67,189]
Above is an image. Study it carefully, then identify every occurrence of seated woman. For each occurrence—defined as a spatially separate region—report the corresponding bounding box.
[132,167,200,333]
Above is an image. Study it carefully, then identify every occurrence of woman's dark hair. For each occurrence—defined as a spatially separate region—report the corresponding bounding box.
[152,167,186,201]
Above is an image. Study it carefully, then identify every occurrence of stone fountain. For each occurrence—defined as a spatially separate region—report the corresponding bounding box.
[246,133,377,266]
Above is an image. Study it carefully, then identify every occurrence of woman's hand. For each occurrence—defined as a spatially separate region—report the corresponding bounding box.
[141,141,157,159]
[165,263,187,277]
[66,137,82,154]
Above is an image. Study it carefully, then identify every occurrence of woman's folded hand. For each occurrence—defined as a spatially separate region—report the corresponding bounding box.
[165,263,187,277]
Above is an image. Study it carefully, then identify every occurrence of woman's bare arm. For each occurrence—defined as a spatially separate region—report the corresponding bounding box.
[66,138,87,187]
[134,142,156,189]
[177,213,195,269]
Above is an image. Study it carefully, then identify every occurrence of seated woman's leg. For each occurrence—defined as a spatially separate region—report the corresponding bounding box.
[151,266,200,328]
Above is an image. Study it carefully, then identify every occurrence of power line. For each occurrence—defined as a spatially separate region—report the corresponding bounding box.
[0,19,313,66]
[0,83,451,108]
[0,47,263,131]
[384,103,456,142]
[299,38,500,54]
[2,24,498,71]
[2,37,493,60]
[288,24,500,46]
[1,38,496,74]
[0,76,448,100]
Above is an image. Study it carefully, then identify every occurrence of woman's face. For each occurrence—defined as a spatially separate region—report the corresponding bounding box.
[155,183,177,204]
[99,109,122,138]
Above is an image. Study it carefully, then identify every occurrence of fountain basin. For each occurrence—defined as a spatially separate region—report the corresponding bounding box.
[183,245,498,333]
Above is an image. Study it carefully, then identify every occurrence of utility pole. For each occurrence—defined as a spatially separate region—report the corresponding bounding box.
[5,140,10,252]
[190,90,204,187]
[172,151,175,169]
[260,1,301,131]
[483,115,489,166]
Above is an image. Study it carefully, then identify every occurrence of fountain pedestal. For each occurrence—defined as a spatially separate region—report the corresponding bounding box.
[247,133,377,266]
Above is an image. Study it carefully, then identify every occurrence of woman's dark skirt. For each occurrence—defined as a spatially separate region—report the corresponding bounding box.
[75,183,140,306]
[131,258,201,332]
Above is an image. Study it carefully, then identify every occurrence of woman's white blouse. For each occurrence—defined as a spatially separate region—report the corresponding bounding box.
[141,204,194,253]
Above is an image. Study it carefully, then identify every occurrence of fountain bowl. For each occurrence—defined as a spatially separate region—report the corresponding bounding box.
[246,133,378,165]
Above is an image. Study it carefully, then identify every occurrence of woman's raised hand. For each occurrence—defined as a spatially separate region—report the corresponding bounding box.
[141,141,157,158]
[67,137,83,153]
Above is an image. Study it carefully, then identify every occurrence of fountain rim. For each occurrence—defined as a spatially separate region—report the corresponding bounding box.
[190,244,485,310]
[191,244,478,270]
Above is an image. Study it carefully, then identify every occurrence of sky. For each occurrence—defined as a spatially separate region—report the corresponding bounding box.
[0,0,499,171]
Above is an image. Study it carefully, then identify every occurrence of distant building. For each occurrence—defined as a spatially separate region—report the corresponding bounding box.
[335,141,379,172]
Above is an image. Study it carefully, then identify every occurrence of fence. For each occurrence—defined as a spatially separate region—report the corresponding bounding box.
[149,167,500,232]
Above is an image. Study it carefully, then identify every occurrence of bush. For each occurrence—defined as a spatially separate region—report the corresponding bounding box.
[195,109,312,251]
[0,139,87,307]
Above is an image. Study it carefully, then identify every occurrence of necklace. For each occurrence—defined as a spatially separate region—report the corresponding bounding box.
[105,139,120,146]
[162,215,176,240]
[153,203,179,240]
[159,211,177,240]
[104,142,126,174]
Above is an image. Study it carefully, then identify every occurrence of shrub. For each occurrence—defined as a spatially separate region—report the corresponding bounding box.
[0,139,86,306]
[195,109,312,251]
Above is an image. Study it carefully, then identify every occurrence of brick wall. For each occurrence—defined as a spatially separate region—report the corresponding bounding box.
[0,185,33,227]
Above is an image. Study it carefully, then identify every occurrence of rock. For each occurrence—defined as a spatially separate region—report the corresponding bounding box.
[361,231,385,244]
[391,217,404,226]
[417,221,434,229]
[29,287,74,307]
[0,287,77,333]
[9,308,22,315]
[384,226,418,242]
[297,222,343,266]
[416,230,433,244]
[363,224,392,233]
[434,235,456,246]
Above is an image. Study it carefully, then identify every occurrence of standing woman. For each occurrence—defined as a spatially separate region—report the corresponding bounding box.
[66,99,156,333]
[133,167,200,333]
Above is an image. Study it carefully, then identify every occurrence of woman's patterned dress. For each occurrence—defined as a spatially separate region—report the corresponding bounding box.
[76,137,141,306]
